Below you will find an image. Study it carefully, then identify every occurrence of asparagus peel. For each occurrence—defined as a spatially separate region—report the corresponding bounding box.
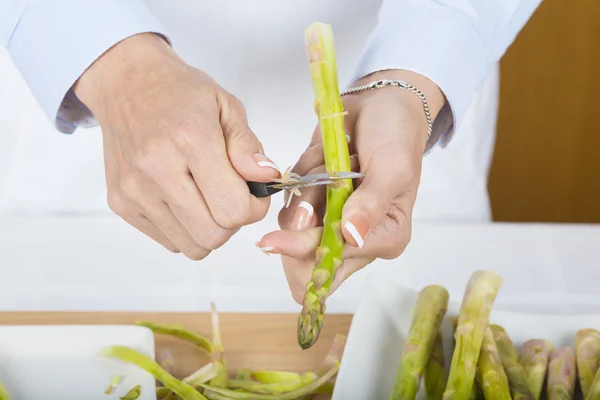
[476,327,511,400]
[490,324,535,400]
[136,321,212,354]
[101,345,207,400]
[208,303,227,388]
[576,329,600,398]
[519,339,554,400]
[0,383,8,400]
[389,285,449,400]
[547,347,576,400]
[443,270,503,399]
[120,385,141,400]
[297,22,354,350]
[424,330,446,400]
[586,364,600,400]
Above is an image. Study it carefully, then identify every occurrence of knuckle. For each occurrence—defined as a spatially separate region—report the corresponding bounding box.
[106,191,128,216]
[133,141,164,179]
[215,198,251,228]
[200,226,232,251]
[119,175,142,201]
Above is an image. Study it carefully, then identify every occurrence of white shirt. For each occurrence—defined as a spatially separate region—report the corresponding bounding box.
[0,0,542,220]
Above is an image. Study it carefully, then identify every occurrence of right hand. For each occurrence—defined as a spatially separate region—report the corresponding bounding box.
[73,33,280,260]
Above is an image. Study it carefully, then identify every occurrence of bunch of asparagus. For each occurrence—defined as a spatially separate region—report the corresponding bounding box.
[100,302,344,400]
[388,270,600,400]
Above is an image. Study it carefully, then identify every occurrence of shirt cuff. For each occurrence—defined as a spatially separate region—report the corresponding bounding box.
[5,0,170,133]
[349,2,488,151]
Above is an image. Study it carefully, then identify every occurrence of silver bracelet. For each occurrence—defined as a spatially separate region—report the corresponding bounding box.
[340,79,433,140]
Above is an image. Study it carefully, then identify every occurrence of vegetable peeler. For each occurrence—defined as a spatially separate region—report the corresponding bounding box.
[247,171,364,198]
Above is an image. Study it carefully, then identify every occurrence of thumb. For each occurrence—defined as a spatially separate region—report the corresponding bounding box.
[341,112,424,248]
[220,92,281,182]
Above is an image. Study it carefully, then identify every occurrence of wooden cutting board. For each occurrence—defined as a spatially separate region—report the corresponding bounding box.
[0,312,352,379]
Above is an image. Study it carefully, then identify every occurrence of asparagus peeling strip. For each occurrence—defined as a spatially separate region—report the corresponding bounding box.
[576,329,600,398]
[297,22,354,350]
[519,339,554,400]
[389,285,449,400]
[476,327,511,400]
[586,364,600,400]
[424,330,446,400]
[136,321,212,354]
[0,383,8,400]
[443,270,503,399]
[120,385,142,400]
[101,345,207,400]
[547,347,576,400]
[491,324,535,400]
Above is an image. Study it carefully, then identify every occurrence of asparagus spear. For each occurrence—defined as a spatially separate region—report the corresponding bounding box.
[297,22,354,350]
[519,339,554,400]
[476,327,511,400]
[0,383,8,400]
[389,285,449,400]
[586,364,600,400]
[442,270,503,399]
[576,329,600,398]
[547,347,576,400]
[424,330,446,400]
[490,324,535,399]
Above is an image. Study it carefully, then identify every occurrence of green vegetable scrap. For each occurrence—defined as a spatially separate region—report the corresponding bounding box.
[547,347,576,400]
[519,339,554,400]
[576,329,600,398]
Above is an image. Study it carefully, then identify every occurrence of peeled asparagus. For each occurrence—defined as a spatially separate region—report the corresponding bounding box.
[476,327,512,400]
[519,339,554,400]
[576,329,600,398]
[443,271,503,399]
[389,285,449,400]
[491,325,535,400]
[424,330,446,400]
[547,347,576,400]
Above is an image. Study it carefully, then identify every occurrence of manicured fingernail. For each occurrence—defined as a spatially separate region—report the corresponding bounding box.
[343,214,369,249]
[346,134,351,143]
[255,242,279,256]
[292,201,314,230]
[253,154,280,173]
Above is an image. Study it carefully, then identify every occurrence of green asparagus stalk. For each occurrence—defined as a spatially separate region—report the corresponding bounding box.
[424,330,446,400]
[120,385,141,400]
[519,339,554,400]
[0,383,9,400]
[586,364,600,400]
[442,270,503,399]
[476,327,511,400]
[576,329,600,398]
[101,345,207,400]
[389,285,449,399]
[547,347,576,400]
[490,324,535,400]
[136,321,212,354]
[297,22,354,350]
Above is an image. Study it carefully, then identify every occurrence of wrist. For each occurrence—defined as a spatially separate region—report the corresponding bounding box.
[73,32,177,118]
[351,69,446,120]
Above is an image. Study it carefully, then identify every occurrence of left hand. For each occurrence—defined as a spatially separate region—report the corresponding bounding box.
[256,70,446,303]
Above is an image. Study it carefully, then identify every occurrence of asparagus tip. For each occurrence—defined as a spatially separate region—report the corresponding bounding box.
[297,304,324,349]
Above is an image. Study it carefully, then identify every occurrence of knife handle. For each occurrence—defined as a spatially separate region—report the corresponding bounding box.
[246,181,283,198]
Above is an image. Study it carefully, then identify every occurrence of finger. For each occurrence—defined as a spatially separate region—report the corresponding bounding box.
[257,227,323,259]
[219,93,281,182]
[143,201,212,261]
[158,172,236,251]
[341,105,423,248]
[279,154,360,230]
[121,213,179,253]
[186,105,269,229]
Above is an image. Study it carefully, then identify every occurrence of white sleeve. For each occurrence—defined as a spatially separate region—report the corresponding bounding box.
[350,0,543,150]
[0,0,170,133]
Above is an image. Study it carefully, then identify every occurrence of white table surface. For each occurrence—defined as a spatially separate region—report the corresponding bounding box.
[0,214,599,313]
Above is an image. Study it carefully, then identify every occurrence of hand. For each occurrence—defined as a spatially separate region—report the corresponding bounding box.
[256,70,446,303]
[74,33,280,260]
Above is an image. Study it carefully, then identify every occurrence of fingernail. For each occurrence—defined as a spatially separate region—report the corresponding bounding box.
[253,154,280,173]
[343,214,369,249]
[255,242,279,256]
[292,201,314,230]
[346,134,351,143]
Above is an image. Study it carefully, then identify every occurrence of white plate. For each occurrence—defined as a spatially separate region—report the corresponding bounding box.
[333,276,600,400]
[0,325,156,400]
